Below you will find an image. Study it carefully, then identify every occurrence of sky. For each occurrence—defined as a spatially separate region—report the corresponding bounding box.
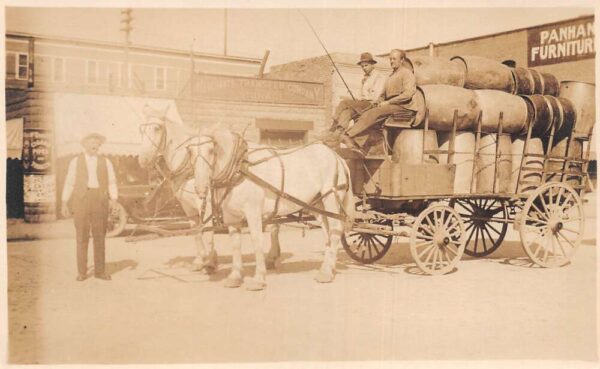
[4,2,597,70]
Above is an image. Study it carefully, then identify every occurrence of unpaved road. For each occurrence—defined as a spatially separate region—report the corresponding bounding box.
[6,197,598,364]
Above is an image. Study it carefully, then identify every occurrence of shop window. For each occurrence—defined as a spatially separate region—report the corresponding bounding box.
[52,57,66,82]
[86,60,99,84]
[16,53,29,80]
[260,129,307,148]
[155,67,166,90]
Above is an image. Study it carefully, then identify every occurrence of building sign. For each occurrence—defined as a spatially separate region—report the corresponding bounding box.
[528,17,595,67]
[22,128,53,173]
[192,74,324,106]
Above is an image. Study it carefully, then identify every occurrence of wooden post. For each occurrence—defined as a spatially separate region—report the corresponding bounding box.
[515,118,535,194]
[471,111,483,193]
[422,110,429,164]
[493,112,504,193]
[258,50,270,78]
[449,110,458,165]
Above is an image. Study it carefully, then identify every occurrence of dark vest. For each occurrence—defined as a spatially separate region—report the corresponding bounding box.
[72,153,109,201]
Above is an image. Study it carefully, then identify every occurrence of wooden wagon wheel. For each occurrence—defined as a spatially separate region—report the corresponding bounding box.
[519,182,584,268]
[452,198,508,257]
[342,219,393,264]
[410,204,466,275]
[106,201,128,238]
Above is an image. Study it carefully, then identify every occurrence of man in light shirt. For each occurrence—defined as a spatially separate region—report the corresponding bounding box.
[61,133,118,281]
[331,52,386,131]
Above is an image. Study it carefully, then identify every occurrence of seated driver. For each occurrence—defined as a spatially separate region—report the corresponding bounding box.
[340,49,418,153]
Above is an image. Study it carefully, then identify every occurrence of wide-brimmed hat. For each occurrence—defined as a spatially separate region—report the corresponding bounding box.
[357,52,377,65]
[81,132,106,145]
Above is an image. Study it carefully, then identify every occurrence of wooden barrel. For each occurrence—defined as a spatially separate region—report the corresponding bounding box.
[406,56,465,87]
[559,81,595,136]
[438,131,475,194]
[521,95,552,137]
[510,137,544,194]
[475,134,512,193]
[512,67,535,95]
[546,95,577,143]
[22,128,56,222]
[450,55,515,93]
[541,72,559,96]
[413,85,480,131]
[475,90,529,134]
[548,138,584,186]
[529,69,545,95]
[392,129,439,164]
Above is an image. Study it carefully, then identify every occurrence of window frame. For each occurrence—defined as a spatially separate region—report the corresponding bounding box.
[85,59,99,84]
[15,53,29,81]
[154,66,166,91]
[52,57,66,83]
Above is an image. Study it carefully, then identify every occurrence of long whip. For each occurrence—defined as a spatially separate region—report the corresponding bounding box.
[297,9,356,101]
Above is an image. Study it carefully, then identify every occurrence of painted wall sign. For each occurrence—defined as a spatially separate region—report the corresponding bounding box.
[192,74,324,105]
[22,128,53,173]
[528,17,595,67]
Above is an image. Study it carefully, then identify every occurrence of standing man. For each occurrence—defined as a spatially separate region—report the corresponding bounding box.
[341,49,418,152]
[61,133,118,281]
[331,52,386,131]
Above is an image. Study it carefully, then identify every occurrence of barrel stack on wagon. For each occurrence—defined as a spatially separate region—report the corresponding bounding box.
[340,55,595,274]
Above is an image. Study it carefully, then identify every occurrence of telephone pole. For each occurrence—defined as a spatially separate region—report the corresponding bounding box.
[120,8,133,45]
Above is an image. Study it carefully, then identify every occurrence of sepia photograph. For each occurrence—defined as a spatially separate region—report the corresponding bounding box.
[2,0,598,366]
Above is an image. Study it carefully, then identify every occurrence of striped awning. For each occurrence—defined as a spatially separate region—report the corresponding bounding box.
[53,93,184,157]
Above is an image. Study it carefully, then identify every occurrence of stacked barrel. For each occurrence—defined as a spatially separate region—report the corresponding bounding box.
[393,55,595,195]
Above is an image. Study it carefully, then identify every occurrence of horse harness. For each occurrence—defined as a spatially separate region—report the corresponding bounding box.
[203,133,350,227]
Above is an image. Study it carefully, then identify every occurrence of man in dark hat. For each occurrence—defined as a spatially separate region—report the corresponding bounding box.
[61,132,118,281]
[340,49,418,152]
[328,52,386,134]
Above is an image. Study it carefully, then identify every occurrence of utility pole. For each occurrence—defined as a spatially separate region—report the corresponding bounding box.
[224,8,228,56]
[120,8,133,45]
[120,8,134,92]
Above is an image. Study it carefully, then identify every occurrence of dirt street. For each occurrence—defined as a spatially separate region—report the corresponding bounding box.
[6,197,598,364]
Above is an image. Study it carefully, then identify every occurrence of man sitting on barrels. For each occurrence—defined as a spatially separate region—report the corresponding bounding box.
[339,49,419,154]
[332,52,386,131]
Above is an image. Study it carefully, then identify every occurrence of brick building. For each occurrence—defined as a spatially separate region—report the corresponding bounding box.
[5,32,326,221]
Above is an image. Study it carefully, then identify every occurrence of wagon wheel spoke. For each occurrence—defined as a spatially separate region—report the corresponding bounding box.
[519,183,583,268]
[410,205,466,275]
[342,219,394,264]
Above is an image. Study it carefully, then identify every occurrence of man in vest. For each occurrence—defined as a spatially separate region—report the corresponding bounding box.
[61,133,118,281]
[340,49,418,152]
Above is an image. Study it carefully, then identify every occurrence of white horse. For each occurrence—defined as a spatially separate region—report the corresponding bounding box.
[137,106,281,273]
[191,128,355,291]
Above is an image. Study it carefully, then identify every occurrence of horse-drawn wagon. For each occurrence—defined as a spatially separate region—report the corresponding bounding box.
[338,79,594,275]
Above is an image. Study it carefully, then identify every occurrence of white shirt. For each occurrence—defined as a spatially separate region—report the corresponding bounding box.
[359,69,386,101]
[62,154,118,202]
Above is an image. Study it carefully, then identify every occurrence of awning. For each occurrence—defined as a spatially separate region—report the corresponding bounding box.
[6,118,23,159]
[53,93,184,157]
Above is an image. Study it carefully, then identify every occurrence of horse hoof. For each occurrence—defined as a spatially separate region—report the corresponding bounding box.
[203,265,217,275]
[315,271,334,283]
[265,259,276,270]
[190,263,204,272]
[245,279,266,291]
[224,276,243,288]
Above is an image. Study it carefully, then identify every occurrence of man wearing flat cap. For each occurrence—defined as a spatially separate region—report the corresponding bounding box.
[61,132,118,281]
[330,52,386,132]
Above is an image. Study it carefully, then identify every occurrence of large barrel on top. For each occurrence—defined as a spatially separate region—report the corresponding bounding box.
[413,85,480,131]
[475,134,512,193]
[510,137,544,194]
[559,81,595,136]
[392,129,439,164]
[475,90,529,134]
[451,55,515,93]
[512,67,560,96]
[547,95,577,143]
[438,131,475,194]
[406,55,465,87]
